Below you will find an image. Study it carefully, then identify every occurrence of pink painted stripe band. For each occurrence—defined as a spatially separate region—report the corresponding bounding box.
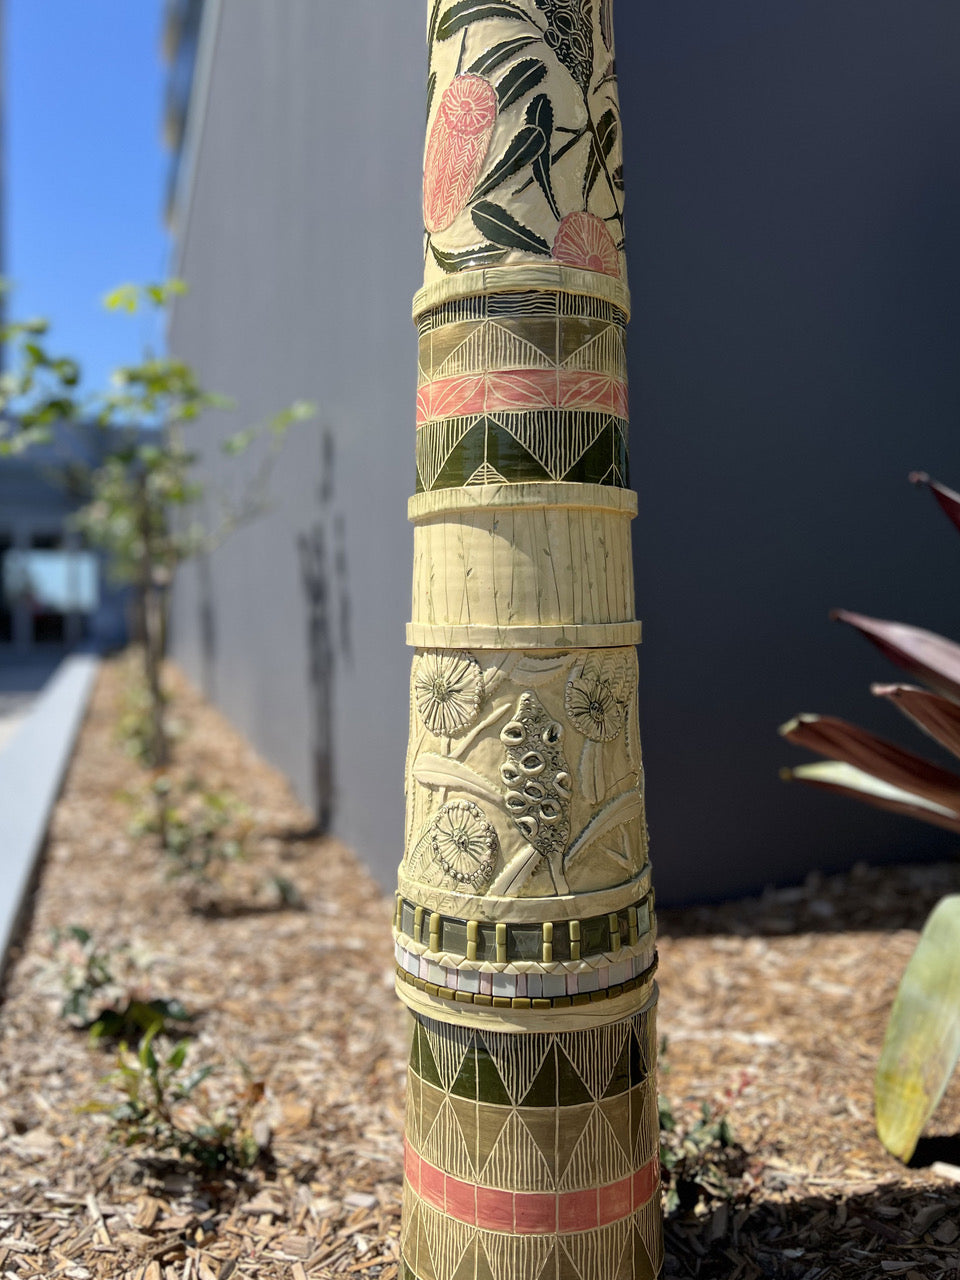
[416,369,629,426]
[404,1138,659,1235]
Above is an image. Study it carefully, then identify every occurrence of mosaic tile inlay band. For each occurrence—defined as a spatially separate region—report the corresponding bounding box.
[396,1,663,1275]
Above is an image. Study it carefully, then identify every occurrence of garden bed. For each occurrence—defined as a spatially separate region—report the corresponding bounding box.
[1,658,958,1280]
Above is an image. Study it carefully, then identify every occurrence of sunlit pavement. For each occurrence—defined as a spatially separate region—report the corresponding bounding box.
[0,660,61,755]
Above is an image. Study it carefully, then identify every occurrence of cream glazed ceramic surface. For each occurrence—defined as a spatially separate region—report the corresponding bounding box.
[403,645,648,903]
[397,2,664,1274]
[422,0,626,285]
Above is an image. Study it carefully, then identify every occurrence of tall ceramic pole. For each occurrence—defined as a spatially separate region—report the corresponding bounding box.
[395,3,662,1277]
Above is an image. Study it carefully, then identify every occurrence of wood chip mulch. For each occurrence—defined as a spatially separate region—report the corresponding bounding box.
[1,656,959,1279]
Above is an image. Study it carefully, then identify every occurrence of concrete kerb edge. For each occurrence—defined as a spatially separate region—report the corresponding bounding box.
[0,653,101,985]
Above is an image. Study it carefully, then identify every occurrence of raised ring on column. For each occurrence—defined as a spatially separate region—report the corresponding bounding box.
[409,482,640,645]
[412,263,632,322]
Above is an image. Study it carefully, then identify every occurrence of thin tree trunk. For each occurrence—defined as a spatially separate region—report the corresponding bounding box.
[135,473,169,770]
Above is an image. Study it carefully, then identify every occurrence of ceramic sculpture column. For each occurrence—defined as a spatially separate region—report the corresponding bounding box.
[394,3,663,1278]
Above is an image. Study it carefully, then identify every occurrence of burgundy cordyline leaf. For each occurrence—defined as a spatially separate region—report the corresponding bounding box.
[872,683,960,759]
[780,714,960,811]
[785,762,960,835]
[832,610,960,702]
[910,471,960,538]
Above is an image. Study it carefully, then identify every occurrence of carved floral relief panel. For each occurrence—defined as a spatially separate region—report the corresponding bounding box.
[404,646,648,899]
[423,0,625,282]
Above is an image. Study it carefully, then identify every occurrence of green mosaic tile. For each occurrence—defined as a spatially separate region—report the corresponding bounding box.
[476,923,497,961]
[440,918,468,955]
[581,915,609,956]
[400,901,416,938]
[511,925,544,961]
[551,922,572,961]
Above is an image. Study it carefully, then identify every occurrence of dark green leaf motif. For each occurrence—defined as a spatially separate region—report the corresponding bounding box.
[425,71,437,124]
[612,162,624,192]
[472,201,552,254]
[471,124,547,202]
[437,0,534,41]
[583,106,618,201]
[468,35,539,76]
[430,242,508,274]
[496,58,548,111]
[428,0,443,49]
[526,93,561,219]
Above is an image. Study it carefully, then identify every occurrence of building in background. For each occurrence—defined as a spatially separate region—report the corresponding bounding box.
[0,424,129,654]
[163,1,960,903]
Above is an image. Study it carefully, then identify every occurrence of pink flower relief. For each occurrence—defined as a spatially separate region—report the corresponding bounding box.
[423,75,497,235]
[551,211,621,278]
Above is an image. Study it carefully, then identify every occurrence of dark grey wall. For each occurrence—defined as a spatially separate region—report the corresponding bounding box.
[169,0,960,905]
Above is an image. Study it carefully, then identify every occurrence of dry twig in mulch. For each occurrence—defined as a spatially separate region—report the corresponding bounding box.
[1,656,959,1279]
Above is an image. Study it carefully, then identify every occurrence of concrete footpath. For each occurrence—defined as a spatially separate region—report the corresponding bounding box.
[0,659,61,753]
[0,654,100,975]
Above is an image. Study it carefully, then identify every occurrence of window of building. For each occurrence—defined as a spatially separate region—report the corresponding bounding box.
[0,533,12,643]
[2,548,100,646]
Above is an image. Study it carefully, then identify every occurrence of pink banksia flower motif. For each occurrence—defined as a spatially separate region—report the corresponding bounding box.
[423,74,498,235]
[551,210,621,277]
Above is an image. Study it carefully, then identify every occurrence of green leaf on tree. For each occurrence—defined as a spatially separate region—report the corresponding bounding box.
[471,201,551,254]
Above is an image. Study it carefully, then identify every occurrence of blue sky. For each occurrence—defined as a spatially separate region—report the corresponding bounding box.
[7,0,169,394]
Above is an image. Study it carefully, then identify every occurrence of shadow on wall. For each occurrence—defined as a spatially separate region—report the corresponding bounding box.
[298,427,353,835]
[197,551,217,703]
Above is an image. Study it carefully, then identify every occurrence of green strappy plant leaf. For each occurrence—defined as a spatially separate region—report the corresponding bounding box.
[876,895,960,1161]
[782,472,960,1160]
